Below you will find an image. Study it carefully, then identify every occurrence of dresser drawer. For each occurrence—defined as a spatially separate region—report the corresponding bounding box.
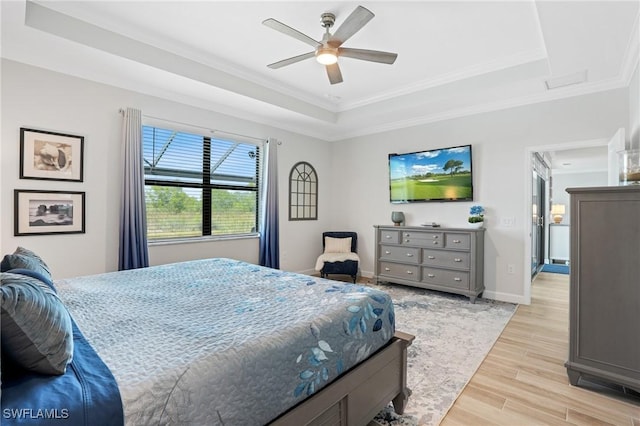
[401,231,444,247]
[423,249,470,269]
[421,267,469,290]
[379,229,401,244]
[445,233,471,250]
[380,245,420,264]
[379,262,419,281]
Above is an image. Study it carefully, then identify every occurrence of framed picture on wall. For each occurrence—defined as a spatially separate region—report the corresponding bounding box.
[20,128,84,182]
[14,190,86,236]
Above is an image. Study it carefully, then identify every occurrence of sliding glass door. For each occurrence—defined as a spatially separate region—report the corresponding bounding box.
[531,171,546,276]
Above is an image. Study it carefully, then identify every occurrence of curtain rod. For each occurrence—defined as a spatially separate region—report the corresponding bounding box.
[118,109,265,143]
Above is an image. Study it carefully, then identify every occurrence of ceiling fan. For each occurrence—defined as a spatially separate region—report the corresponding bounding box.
[262,5,398,85]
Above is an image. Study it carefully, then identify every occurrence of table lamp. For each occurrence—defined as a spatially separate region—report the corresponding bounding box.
[551,204,566,224]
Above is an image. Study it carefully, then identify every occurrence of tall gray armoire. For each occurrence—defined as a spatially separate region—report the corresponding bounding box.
[565,186,640,393]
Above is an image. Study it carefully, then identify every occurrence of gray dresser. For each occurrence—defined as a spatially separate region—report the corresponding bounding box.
[565,186,640,393]
[374,225,485,302]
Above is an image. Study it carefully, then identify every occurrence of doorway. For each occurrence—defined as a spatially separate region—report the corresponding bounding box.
[524,136,612,304]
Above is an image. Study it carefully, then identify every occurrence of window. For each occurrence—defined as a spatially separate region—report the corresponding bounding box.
[143,125,261,240]
[289,161,318,220]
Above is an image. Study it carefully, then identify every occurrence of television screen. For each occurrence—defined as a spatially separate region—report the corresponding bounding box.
[389,144,473,203]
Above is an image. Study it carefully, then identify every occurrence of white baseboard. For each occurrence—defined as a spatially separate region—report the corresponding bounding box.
[299,268,525,305]
[482,290,527,305]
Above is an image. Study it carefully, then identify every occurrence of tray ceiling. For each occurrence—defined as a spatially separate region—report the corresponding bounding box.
[1,1,638,141]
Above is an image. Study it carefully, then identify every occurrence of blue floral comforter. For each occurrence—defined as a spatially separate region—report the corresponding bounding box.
[55,258,395,425]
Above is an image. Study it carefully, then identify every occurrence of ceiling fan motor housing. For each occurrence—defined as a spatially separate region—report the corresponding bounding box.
[321,13,336,29]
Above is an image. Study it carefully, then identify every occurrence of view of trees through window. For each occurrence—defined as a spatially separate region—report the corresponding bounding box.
[143,126,261,240]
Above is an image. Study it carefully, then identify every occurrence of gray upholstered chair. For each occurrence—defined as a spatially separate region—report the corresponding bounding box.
[315,231,360,283]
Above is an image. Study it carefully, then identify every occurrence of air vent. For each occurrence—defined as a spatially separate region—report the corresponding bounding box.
[544,70,588,90]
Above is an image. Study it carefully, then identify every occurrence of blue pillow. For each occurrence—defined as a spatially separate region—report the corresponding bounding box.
[7,268,56,292]
[1,272,73,375]
[1,247,52,282]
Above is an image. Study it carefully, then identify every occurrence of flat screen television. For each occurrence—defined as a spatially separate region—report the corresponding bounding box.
[389,144,473,203]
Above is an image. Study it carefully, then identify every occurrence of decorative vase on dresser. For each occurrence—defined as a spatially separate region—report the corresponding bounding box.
[565,186,640,393]
[374,225,485,303]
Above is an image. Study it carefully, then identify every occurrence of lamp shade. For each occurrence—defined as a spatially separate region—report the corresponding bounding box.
[551,204,565,224]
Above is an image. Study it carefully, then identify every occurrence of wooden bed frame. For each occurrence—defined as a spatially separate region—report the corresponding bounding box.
[271,331,415,426]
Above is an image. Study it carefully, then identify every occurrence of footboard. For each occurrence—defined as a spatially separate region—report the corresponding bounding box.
[270,331,415,426]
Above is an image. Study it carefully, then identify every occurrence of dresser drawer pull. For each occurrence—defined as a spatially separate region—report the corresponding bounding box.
[453,239,461,244]
[432,241,439,245]
[454,277,462,281]
[406,270,413,275]
[384,267,391,272]
[427,273,435,278]
[454,258,462,262]
[406,253,414,257]
[385,235,392,239]
[427,255,435,259]
[432,235,439,239]
[405,239,410,243]
[385,250,391,255]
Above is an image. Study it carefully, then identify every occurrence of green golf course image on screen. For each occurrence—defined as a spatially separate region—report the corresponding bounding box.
[389,145,473,203]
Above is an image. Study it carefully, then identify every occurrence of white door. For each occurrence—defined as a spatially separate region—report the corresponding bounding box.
[608,128,625,185]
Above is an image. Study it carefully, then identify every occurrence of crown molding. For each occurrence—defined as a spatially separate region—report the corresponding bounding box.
[332,76,628,141]
[337,48,549,112]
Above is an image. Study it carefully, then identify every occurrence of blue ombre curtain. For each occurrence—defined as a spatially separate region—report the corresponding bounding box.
[259,138,280,269]
[118,108,149,270]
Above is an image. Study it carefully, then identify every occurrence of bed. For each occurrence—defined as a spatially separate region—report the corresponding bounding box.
[1,254,412,425]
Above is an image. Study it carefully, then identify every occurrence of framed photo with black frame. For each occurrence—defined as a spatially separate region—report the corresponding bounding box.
[20,128,84,182]
[14,190,86,236]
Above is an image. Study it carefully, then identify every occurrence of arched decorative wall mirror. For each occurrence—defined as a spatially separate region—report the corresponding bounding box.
[289,161,318,220]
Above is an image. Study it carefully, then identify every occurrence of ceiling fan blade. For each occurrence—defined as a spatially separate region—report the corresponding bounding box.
[329,5,374,47]
[326,63,343,85]
[262,18,321,49]
[338,48,397,64]
[267,52,315,69]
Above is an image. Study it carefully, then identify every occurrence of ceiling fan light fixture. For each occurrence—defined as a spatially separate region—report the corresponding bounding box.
[316,47,338,65]
[264,6,396,84]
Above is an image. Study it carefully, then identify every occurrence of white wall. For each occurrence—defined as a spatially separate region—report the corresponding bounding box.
[330,89,628,303]
[549,170,607,225]
[544,169,606,264]
[630,64,639,149]
[1,60,333,278]
[1,59,631,303]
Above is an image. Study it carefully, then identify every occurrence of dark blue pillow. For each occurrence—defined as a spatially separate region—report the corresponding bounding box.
[7,268,56,293]
[1,247,52,282]
[0,272,73,375]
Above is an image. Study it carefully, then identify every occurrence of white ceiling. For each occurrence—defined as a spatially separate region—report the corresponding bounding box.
[1,0,639,143]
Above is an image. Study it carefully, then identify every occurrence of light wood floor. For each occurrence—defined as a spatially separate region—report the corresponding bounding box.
[439,272,640,425]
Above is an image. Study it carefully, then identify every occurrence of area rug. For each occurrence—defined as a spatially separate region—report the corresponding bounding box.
[541,263,570,274]
[369,283,517,426]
